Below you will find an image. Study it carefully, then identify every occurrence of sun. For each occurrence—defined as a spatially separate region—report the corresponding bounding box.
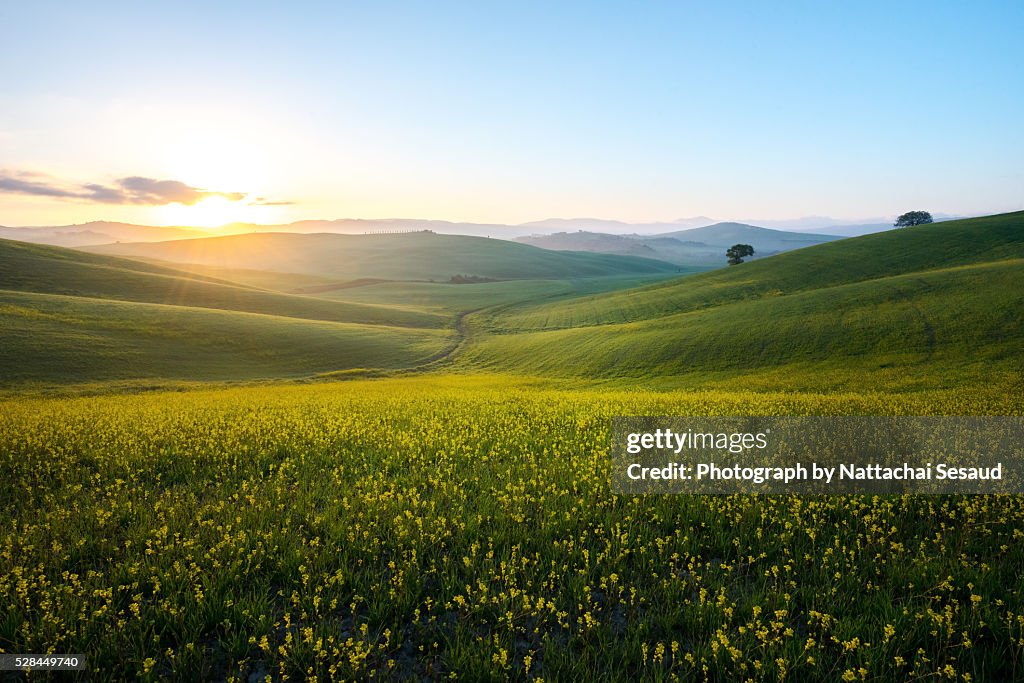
[155,196,270,229]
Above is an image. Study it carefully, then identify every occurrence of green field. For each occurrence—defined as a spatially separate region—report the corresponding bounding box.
[0,237,688,391]
[315,275,678,314]
[0,239,446,329]
[85,231,681,281]
[485,212,1024,331]
[461,258,1024,389]
[1,213,1023,680]
[2,379,1021,681]
[0,290,453,388]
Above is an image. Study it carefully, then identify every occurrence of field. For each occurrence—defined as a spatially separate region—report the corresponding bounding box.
[84,232,680,282]
[0,290,450,387]
[2,378,1022,681]
[1,213,1023,680]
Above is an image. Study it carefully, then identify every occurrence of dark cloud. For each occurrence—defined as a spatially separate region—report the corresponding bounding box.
[0,170,249,206]
[0,172,83,199]
[116,176,246,205]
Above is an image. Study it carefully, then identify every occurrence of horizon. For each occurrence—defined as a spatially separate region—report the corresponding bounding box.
[0,210,990,233]
[2,2,1022,228]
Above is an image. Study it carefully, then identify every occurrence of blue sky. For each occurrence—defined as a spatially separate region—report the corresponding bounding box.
[1,1,1021,226]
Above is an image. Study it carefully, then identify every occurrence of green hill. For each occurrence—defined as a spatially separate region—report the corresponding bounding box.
[0,238,445,329]
[653,221,839,250]
[0,290,449,387]
[517,223,838,267]
[84,231,680,281]
[461,212,1024,388]
[488,212,1024,331]
[3,212,1021,390]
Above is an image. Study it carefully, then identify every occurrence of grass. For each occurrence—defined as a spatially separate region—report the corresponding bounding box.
[316,275,680,314]
[460,258,1024,389]
[447,213,1024,392]
[7,212,1020,391]
[518,223,838,268]
[0,213,1023,680]
[0,238,446,329]
[0,377,1020,681]
[85,231,681,281]
[0,291,449,387]
[487,211,1024,331]
[123,262,344,293]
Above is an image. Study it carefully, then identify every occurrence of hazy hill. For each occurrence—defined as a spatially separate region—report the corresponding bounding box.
[0,238,444,328]
[0,218,540,245]
[279,218,536,239]
[517,222,838,267]
[651,222,840,249]
[84,231,680,281]
[0,238,455,387]
[465,212,1024,388]
[516,231,664,257]
[0,215,910,249]
[0,234,679,387]
[0,221,205,247]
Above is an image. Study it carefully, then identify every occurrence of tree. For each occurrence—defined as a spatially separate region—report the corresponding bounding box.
[726,244,754,265]
[894,210,933,228]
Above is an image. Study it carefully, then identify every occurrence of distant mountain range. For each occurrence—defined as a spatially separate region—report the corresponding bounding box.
[516,222,841,267]
[0,213,969,250]
[0,221,205,247]
[0,219,538,247]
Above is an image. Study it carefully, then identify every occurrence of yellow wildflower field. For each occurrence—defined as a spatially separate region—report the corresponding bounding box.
[1,375,1021,680]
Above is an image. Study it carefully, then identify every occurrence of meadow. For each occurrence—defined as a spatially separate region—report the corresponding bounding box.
[2,377,1022,681]
[1,213,1023,680]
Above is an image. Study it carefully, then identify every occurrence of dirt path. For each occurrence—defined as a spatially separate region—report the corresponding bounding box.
[409,307,481,371]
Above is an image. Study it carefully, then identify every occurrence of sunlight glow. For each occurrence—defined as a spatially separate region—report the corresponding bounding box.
[156,196,271,228]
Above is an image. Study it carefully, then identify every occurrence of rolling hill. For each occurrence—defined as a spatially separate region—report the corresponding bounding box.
[0,221,206,247]
[84,231,680,281]
[0,290,448,386]
[651,222,839,250]
[0,234,679,388]
[2,212,1021,391]
[0,237,462,387]
[462,212,1024,389]
[517,222,839,267]
[0,238,445,328]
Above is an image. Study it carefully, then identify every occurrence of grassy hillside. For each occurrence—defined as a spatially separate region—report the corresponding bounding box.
[461,212,1024,388]
[84,231,680,281]
[516,231,726,267]
[317,274,680,313]
[489,212,1024,331]
[517,223,837,267]
[0,238,445,328]
[0,238,683,388]
[517,231,673,258]
[133,262,341,293]
[0,290,449,386]
[0,221,205,247]
[654,221,839,249]
[463,258,1024,387]
[2,212,1020,391]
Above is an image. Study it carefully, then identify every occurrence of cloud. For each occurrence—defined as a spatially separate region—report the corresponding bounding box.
[0,172,82,199]
[249,196,295,206]
[0,170,248,206]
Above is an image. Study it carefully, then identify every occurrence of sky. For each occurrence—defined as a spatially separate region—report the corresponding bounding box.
[1,1,1022,227]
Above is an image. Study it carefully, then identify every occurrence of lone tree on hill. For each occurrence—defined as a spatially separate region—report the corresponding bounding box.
[894,210,933,228]
[726,243,754,265]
